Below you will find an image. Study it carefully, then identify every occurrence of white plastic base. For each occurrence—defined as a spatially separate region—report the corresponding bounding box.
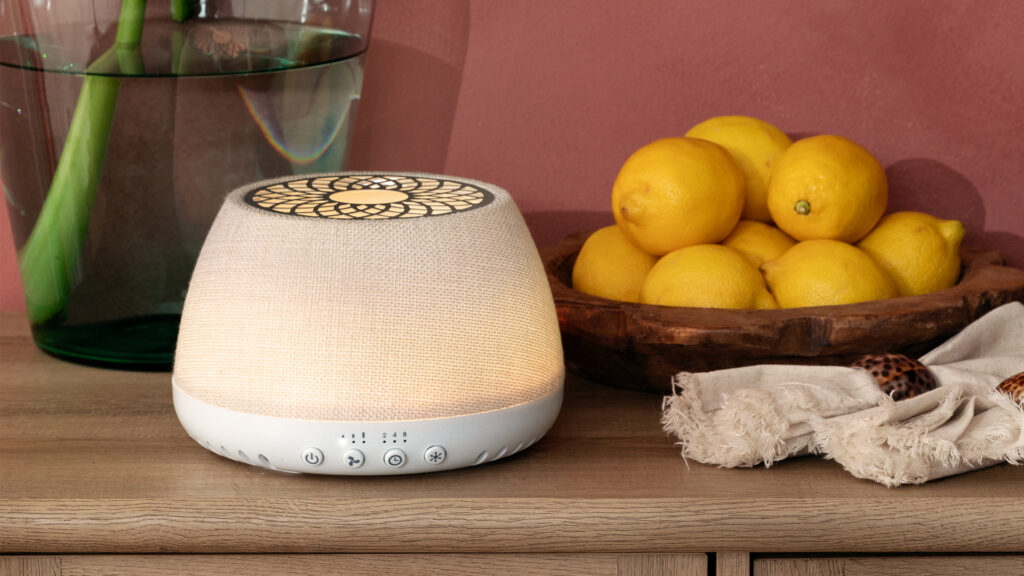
[171,380,563,475]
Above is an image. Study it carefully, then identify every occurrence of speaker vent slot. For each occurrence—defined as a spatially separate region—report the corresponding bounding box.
[237,450,250,463]
[472,451,489,466]
[258,454,271,468]
[491,446,508,461]
[510,441,525,455]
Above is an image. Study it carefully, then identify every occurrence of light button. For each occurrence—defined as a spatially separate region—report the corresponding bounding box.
[301,447,324,467]
[424,445,447,465]
[383,448,407,468]
[343,449,365,469]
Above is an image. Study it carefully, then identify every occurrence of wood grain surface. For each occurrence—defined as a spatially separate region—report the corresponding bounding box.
[717,552,752,576]
[542,231,1024,393]
[0,554,707,576]
[754,556,1024,576]
[1,312,1023,556]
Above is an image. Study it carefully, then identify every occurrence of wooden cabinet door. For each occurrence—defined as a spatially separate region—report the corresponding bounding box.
[1,553,707,576]
[754,556,1024,576]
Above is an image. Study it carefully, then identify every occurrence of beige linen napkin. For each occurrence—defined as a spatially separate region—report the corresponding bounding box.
[662,302,1024,486]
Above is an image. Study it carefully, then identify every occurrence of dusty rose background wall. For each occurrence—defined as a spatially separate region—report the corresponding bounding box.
[2,0,1022,311]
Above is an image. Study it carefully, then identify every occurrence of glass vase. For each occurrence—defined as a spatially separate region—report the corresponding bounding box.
[0,0,374,369]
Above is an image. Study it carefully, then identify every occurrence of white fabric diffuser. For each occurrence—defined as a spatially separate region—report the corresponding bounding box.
[172,173,564,474]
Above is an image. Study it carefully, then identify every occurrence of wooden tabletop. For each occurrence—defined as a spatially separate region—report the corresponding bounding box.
[1,311,1022,555]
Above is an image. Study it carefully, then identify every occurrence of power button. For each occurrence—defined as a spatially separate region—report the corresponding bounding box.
[301,447,324,467]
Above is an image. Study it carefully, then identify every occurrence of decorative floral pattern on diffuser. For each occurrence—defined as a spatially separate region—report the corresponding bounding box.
[244,175,494,220]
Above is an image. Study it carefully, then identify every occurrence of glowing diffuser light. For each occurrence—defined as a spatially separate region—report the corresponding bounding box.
[172,173,565,474]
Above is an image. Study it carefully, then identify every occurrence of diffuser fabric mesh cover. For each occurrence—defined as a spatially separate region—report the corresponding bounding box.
[174,173,564,421]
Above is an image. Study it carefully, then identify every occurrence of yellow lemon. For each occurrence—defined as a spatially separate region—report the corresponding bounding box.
[761,239,899,308]
[612,137,745,256]
[720,220,797,267]
[767,134,887,243]
[639,244,778,309]
[856,211,965,296]
[685,115,793,223]
[572,225,658,303]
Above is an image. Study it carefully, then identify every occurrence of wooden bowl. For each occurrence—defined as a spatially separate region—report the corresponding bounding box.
[541,230,1024,394]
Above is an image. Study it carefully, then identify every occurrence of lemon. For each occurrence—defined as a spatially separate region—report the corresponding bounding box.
[720,220,797,267]
[767,134,887,243]
[612,137,745,255]
[639,244,778,309]
[572,225,658,303]
[856,211,965,296]
[685,115,793,223]
[761,239,899,308]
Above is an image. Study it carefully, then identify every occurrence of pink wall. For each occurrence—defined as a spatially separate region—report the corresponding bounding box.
[2,0,1023,311]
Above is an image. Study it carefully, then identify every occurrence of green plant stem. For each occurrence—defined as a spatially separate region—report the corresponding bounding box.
[170,0,193,73]
[17,0,147,324]
[171,0,193,22]
[116,0,146,74]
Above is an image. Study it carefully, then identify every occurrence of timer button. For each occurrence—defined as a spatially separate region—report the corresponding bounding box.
[424,445,447,465]
[301,447,324,467]
[383,448,407,468]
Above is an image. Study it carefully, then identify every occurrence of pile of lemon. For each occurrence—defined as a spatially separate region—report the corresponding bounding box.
[572,115,965,309]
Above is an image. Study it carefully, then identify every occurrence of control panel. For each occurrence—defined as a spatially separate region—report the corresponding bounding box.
[172,379,563,476]
[294,427,451,473]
